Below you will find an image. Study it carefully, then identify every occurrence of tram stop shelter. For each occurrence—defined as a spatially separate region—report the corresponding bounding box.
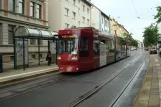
[14,26,57,70]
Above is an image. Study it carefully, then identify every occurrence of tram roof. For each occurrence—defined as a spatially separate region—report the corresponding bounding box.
[15,26,57,39]
[62,27,114,40]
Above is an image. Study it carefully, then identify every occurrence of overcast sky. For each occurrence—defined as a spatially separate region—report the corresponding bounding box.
[91,0,161,41]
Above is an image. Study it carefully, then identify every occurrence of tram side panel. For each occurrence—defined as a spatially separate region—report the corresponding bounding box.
[100,43,107,67]
[79,31,93,71]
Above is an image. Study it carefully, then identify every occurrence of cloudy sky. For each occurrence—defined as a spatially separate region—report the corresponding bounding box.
[91,0,161,41]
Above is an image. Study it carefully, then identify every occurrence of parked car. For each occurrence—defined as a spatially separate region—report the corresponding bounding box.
[149,48,157,54]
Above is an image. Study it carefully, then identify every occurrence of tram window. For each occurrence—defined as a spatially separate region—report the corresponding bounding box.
[80,37,89,57]
[93,39,100,56]
[107,41,115,52]
[93,43,100,56]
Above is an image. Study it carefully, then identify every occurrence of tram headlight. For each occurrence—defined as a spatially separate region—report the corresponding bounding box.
[71,56,78,60]
[57,56,61,60]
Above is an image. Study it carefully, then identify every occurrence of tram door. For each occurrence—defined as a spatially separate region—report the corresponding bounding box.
[79,31,93,71]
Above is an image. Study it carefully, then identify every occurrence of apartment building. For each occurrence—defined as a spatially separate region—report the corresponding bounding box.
[48,0,92,32]
[101,13,110,32]
[90,5,110,33]
[0,0,49,62]
[110,18,129,37]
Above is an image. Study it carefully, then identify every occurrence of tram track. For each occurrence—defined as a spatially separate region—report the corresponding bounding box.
[110,58,146,107]
[68,55,143,107]
[0,72,73,101]
[0,52,141,104]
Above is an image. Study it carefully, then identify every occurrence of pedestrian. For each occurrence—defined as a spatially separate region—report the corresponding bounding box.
[46,51,52,66]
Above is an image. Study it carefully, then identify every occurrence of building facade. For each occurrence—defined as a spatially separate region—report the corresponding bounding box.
[109,18,129,37]
[48,0,92,32]
[91,5,110,33]
[0,0,49,62]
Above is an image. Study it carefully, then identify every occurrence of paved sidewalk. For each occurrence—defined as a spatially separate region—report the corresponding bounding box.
[0,64,58,84]
[133,55,160,107]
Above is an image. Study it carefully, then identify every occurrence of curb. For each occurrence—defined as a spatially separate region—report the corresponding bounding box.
[0,67,58,87]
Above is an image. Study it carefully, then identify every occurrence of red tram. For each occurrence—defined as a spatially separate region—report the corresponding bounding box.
[56,27,131,72]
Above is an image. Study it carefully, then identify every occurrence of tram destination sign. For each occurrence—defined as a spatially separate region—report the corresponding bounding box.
[61,35,76,39]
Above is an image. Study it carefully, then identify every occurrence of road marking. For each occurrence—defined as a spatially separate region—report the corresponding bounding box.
[0,67,58,80]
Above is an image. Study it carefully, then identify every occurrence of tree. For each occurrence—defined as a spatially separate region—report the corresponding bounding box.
[123,33,138,47]
[154,6,161,23]
[143,24,160,47]
[131,39,138,47]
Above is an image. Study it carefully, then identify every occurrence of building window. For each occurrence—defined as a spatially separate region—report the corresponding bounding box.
[65,8,69,16]
[87,19,89,25]
[87,8,90,14]
[10,56,14,61]
[19,0,24,14]
[82,5,85,11]
[32,54,36,59]
[65,23,69,29]
[82,17,85,23]
[30,39,36,45]
[40,54,43,58]
[102,18,104,24]
[78,21,80,27]
[72,12,76,19]
[30,2,35,17]
[8,0,15,12]
[72,25,76,28]
[105,20,107,26]
[93,39,100,56]
[73,0,76,5]
[36,4,41,19]
[78,8,80,14]
[78,0,80,3]
[8,25,15,44]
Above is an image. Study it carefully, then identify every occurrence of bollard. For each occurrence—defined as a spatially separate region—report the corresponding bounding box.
[0,55,3,73]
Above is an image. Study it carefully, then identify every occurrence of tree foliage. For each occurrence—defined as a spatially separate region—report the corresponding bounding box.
[123,33,138,47]
[143,24,160,47]
[154,6,161,23]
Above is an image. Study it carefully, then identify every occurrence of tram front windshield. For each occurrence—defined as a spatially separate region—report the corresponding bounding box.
[57,34,79,54]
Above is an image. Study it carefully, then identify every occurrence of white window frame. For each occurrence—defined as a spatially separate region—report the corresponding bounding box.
[72,12,76,19]
[87,8,90,14]
[19,0,24,14]
[82,16,85,23]
[73,0,76,5]
[65,23,69,29]
[82,5,85,11]
[30,1,35,17]
[87,19,89,25]
[65,8,69,16]
[36,4,41,19]
[8,0,15,12]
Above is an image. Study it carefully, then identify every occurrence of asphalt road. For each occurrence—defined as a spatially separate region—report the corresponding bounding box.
[0,50,148,107]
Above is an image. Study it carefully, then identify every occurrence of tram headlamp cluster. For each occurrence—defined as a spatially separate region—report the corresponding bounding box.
[71,56,78,60]
[57,56,61,60]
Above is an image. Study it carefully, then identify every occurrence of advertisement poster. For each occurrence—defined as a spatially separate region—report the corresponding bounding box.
[16,40,28,66]
[50,42,56,54]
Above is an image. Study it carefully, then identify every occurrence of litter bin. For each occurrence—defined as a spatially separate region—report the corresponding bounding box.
[0,55,3,73]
